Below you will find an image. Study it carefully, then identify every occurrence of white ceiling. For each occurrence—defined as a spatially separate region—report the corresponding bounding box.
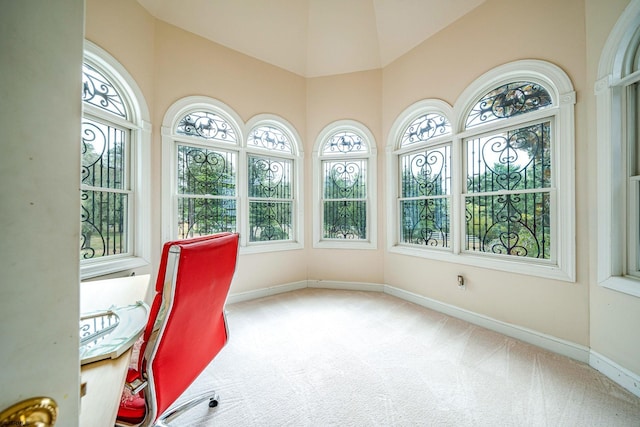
[136,0,485,77]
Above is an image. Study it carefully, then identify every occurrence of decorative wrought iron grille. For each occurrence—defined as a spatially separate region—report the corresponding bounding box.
[176,111,237,143]
[248,125,292,153]
[322,131,364,155]
[465,81,552,128]
[80,118,129,259]
[177,144,237,238]
[399,145,451,247]
[322,160,367,239]
[401,113,451,147]
[464,122,551,259]
[82,63,127,118]
[248,155,293,241]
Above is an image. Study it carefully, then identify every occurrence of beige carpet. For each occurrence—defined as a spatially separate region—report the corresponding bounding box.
[172,288,640,426]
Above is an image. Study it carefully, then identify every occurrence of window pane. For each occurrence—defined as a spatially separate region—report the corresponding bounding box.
[248,125,292,153]
[176,111,237,143]
[322,131,365,155]
[248,156,291,198]
[323,160,366,199]
[465,82,552,128]
[466,122,551,193]
[464,192,550,259]
[82,63,127,118]
[177,197,236,239]
[249,201,292,241]
[401,113,451,147]
[82,119,126,190]
[81,190,128,259]
[401,146,450,197]
[401,198,450,247]
[177,145,236,196]
[323,201,367,239]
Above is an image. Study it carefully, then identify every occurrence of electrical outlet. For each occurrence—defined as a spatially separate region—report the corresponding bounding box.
[457,275,465,290]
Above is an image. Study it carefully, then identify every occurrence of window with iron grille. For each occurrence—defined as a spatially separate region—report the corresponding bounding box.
[163,100,303,252]
[247,124,296,242]
[388,61,575,281]
[80,42,151,279]
[314,122,377,249]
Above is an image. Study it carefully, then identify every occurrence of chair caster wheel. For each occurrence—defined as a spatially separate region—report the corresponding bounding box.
[209,398,218,408]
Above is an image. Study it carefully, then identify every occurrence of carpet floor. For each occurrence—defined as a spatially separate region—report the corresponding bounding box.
[171,288,640,426]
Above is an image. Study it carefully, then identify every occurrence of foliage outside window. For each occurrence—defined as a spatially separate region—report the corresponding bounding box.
[173,111,239,238]
[80,42,151,280]
[163,100,303,252]
[388,61,575,281]
[398,113,452,248]
[313,123,377,249]
[81,62,131,261]
[247,125,295,242]
[463,83,553,260]
[176,143,237,238]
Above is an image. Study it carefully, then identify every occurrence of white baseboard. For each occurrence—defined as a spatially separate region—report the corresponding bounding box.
[227,280,307,304]
[227,279,640,398]
[383,285,590,363]
[590,351,640,398]
[307,279,384,292]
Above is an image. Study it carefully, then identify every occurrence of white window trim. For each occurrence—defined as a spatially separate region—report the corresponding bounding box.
[387,60,576,282]
[162,98,304,253]
[243,114,304,253]
[161,96,243,245]
[387,99,456,254]
[313,120,378,250]
[596,0,640,298]
[81,41,151,279]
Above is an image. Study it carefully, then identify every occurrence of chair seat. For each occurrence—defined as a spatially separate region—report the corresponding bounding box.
[117,368,146,424]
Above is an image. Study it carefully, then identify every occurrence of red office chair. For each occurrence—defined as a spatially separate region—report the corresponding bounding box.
[116,233,239,426]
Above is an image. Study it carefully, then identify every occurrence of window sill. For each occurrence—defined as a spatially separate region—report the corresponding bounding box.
[81,256,150,280]
[389,245,575,282]
[313,240,377,250]
[240,241,304,255]
[599,275,640,298]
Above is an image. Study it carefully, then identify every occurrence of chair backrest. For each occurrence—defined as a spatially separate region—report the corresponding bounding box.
[139,233,239,423]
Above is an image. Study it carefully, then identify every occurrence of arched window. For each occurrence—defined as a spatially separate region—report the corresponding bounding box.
[81,41,151,279]
[245,116,303,248]
[162,98,242,241]
[462,81,554,260]
[395,101,453,249]
[162,100,303,252]
[313,121,377,249]
[596,0,640,297]
[388,60,575,281]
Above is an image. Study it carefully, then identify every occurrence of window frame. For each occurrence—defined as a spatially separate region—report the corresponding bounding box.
[313,120,377,250]
[387,60,576,282]
[596,0,640,297]
[80,41,151,279]
[162,99,304,253]
[243,115,304,252]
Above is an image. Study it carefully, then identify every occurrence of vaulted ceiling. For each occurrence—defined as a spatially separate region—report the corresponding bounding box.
[136,0,485,77]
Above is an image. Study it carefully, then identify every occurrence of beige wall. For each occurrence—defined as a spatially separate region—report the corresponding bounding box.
[585,0,640,374]
[306,70,385,283]
[382,0,589,345]
[83,0,640,378]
